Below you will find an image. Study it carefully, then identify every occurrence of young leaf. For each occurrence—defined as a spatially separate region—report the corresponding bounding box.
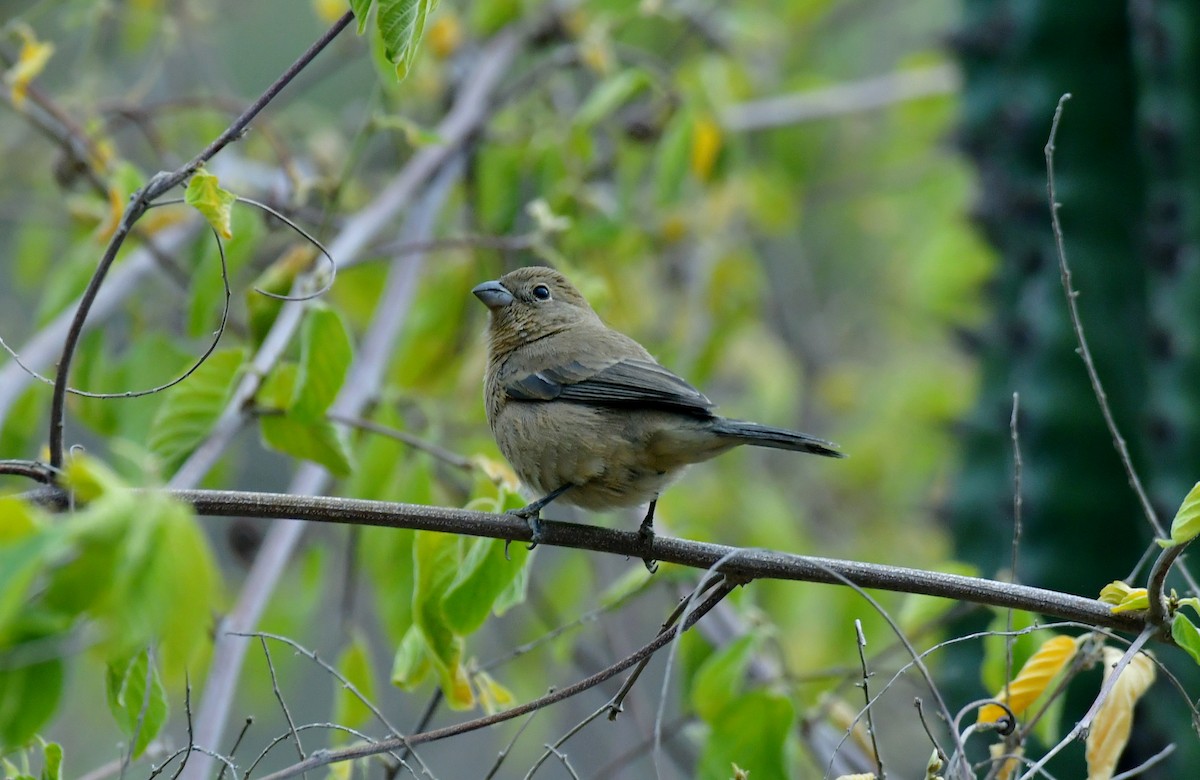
[1171,614,1200,666]
[690,633,759,722]
[441,538,529,636]
[656,108,694,205]
[0,533,55,642]
[333,633,376,733]
[260,415,354,476]
[377,0,439,80]
[351,0,372,33]
[412,531,472,708]
[978,634,1077,723]
[391,624,431,690]
[184,169,237,240]
[6,24,55,109]
[474,670,515,715]
[698,691,794,780]
[1085,647,1156,780]
[291,305,353,419]
[104,648,168,760]
[40,741,63,780]
[147,348,247,471]
[574,69,650,128]
[1159,481,1200,548]
[0,652,64,747]
[689,115,723,182]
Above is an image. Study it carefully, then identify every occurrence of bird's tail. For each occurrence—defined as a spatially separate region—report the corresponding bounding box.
[711,419,845,458]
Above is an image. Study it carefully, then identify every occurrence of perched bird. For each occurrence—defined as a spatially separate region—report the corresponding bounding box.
[473,266,844,569]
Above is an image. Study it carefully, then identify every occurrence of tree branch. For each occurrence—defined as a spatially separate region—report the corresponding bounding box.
[27,485,1147,634]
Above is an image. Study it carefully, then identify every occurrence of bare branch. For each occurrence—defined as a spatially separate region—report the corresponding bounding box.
[1044,93,1198,598]
[722,64,959,132]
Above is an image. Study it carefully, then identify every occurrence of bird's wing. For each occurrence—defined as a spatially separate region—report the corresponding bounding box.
[503,357,716,416]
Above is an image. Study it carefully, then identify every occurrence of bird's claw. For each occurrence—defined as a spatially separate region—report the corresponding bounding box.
[505,508,543,555]
[637,521,658,573]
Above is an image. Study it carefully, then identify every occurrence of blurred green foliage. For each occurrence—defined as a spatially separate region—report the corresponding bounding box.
[0,0,996,776]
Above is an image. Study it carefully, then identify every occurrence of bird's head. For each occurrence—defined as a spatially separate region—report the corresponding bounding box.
[472,266,600,353]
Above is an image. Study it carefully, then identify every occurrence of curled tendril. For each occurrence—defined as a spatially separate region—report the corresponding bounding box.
[0,222,232,400]
[234,196,337,302]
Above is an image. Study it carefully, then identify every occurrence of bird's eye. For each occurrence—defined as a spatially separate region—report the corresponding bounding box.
[532,284,551,301]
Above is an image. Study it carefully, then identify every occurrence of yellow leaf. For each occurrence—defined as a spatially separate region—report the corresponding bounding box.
[312,0,347,24]
[1098,580,1134,605]
[690,116,722,182]
[978,634,1077,723]
[988,743,1023,780]
[93,185,125,244]
[5,25,54,110]
[473,670,515,715]
[1086,647,1156,780]
[184,168,237,239]
[428,13,462,59]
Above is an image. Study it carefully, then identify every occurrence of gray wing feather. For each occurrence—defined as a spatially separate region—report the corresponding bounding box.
[504,358,715,416]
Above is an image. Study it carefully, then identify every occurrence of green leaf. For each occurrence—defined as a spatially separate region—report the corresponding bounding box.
[1160,481,1200,548]
[40,741,63,780]
[412,531,472,708]
[373,113,443,146]
[147,348,246,471]
[574,69,651,128]
[1172,615,1200,666]
[441,538,528,636]
[390,624,431,690]
[698,691,794,780]
[260,415,354,476]
[184,168,237,240]
[656,108,694,205]
[333,633,376,733]
[377,0,439,80]
[104,648,168,760]
[0,652,63,748]
[0,533,55,643]
[292,305,353,419]
[691,634,759,722]
[351,0,372,33]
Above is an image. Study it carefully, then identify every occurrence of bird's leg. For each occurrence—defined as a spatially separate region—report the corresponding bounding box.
[506,484,573,554]
[638,499,658,573]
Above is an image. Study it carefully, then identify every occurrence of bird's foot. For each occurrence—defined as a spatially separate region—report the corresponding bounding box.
[637,516,658,574]
[504,504,544,557]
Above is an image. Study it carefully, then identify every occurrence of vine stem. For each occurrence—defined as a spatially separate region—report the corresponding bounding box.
[46,12,355,468]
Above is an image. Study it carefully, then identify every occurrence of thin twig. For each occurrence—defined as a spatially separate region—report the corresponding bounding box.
[231,631,414,769]
[1110,743,1176,780]
[328,413,474,470]
[214,718,252,780]
[254,581,736,780]
[854,619,885,779]
[523,702,608,779]
[1006,392,1023,736]
[543,746,581,780]
[169,676,194,780]
[484,695,546,779]
[257,635,305,763]
[1044,93,1199,598]
[607,572,727,719]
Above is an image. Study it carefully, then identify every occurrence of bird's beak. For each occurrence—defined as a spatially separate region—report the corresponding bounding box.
[472,280,514,310]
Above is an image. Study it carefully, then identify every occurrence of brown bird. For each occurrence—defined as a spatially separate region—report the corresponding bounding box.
[473,266,844,569]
